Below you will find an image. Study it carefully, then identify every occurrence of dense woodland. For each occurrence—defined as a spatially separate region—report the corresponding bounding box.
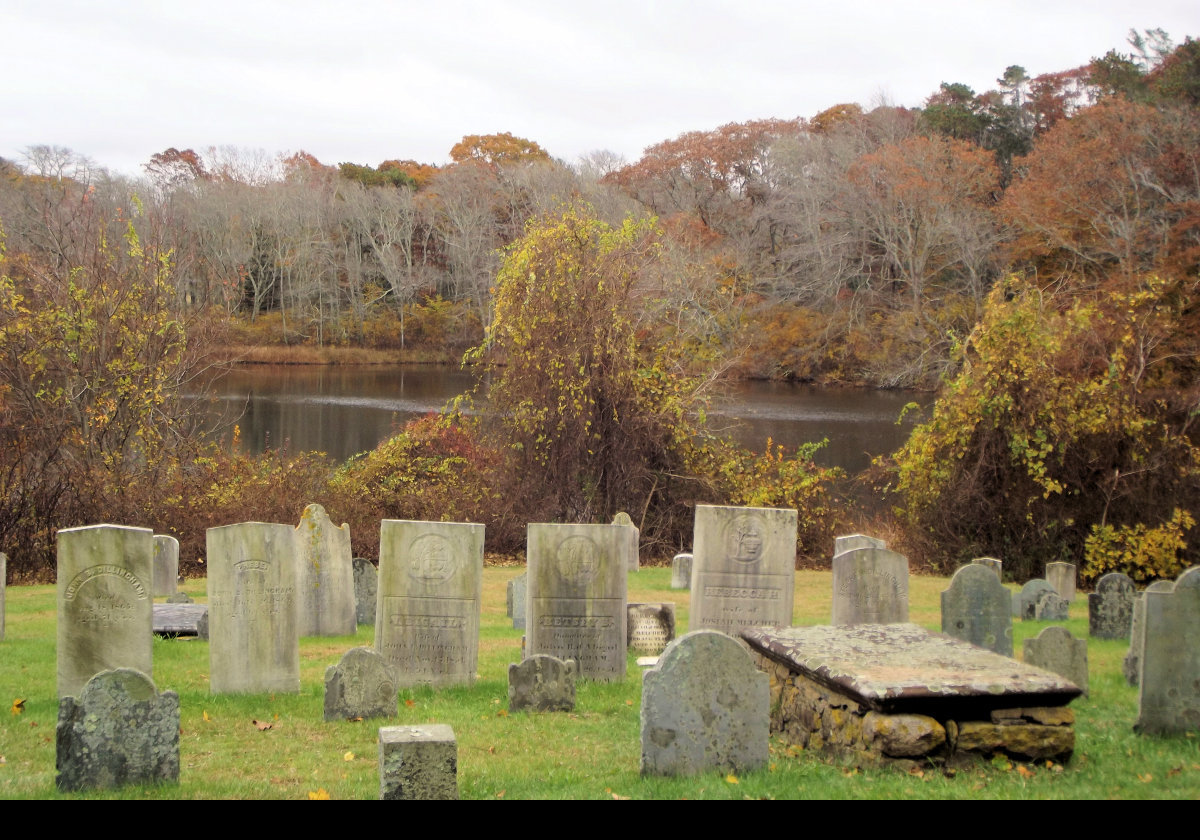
[2,30,1199,582]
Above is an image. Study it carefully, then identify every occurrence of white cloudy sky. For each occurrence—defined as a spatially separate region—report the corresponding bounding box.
[3,0,1196,177]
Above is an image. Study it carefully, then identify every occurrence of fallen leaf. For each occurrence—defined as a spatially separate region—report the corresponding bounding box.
[496,790,506,798]
[273,713,279,721]
[1017,765,1034,779]
[348,716,363,723]
[769,762,777,772]
[252,720,273,731]
[11,698,25,716]
[908,767,925,778]
[28,721,36,728]
[1138,773,1153,783]
[0,755,6,764]
[725,774,739,784]
[487,746,495,754]
[404,699,415,708]
[624,700,633,706]
[1168,767,1181,778]
[307,788,330,800]
[343,751,355,762]
[611,792,630,800]
[497,709,508,717]
[202,710,211,722]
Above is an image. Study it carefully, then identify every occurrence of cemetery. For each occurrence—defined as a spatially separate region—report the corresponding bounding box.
[0,518,1198,799]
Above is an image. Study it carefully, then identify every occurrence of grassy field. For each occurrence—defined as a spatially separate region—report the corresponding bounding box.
[1,567,1197,799]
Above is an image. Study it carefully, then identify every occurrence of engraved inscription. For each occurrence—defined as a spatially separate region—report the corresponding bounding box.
[555,536,599,584]
[407,534,456,583]
[629,616,670,653]
[62,564,148,602]
[723,515,765,564]
[380,596,474,678]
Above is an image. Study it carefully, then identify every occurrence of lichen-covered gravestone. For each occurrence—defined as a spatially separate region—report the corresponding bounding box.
[627,602,676,654]
[379,724,458,800]
[57,524,154,698]
[508,654,577,712]
[1135,566,1200,735]
[352,558,377,626]
[206,522,300,694]
[152,535,179,598]
[669,553,692,589]
[612,511,639,571]
[56,668,179,792]
[324,647,398,722]
[940,563,1013,656]
[690,505,797,636]
[509,572,527,631]
[376,520,483,688]
[1015,579,1057,620]
[1034,590,1070,621]
[1046,562,1077,602]
[1023,625,1088,696]
[295,504,357,637]
[833,534,886,556]
[1124,581,1174,685]
[526,523,628,681]
[831,546,909,625]
[641,630,769,776]
[1089,572,1135,640]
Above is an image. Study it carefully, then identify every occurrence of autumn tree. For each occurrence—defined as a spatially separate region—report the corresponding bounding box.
[449,132,551,167]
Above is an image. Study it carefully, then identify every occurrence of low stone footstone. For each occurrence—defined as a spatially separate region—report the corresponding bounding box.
[165,592,193,604]
[352,558,377,626]
[55,668,179,792]
[833,534,886,556]
[628,602,676,654]
[1015,579,1057,620]
[152,535,179,598]
[1124,581,1174,685]
[1089,572,1136,640]
[831,547,909,625]
[940,563,1013,656]
[1046,562,1077,602]
[612,511,640,571]
[0,551,6,640]
[57,524,154,698]
[508,654,577,712]
[295,504,356,637]
[669,553,692,589]
[379,724,458,800]
[690,505,797,636]
[510,572,527,631]
[324,647,398,722]
[1135,566,1200,735]
[1034,590,1070,621]
[640,630,769,776]
[1023,626,1088,696]
[972,557,1003,580]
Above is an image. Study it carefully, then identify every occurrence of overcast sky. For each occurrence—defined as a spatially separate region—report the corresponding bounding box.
[3,1,1196,178]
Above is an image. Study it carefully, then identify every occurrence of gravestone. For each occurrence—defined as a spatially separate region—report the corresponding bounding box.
[165,592,193,604]
[526,523,628,681]
[1123,581,1174,685]
[1088,572,1135,640]
[1135,567,1200,734]
[690,505,797,636]
[55,668,179,792]
[833,534,887,556]
[1034,590,1070,621]
[376,520,484,688]
[640,630,769,776]
[628,602,676,654]
[831,547,909,625]
[669,553,692,589]
[152,535,179,598]
[508,654,577,712]
[940,562,1013,656]
[1015,579,1057,620]
[295,504,356,637]
[352,558,377,626]
[1046,562,1077,602]
[206,522,300,694]
[1023,626,1088,696]
[612,511,639,572]
[972,557,1003,580]
[379,724,458,800]
[56,524,154,698]
[510,572,527,631]
[324,647,398,722]
[0,551,5,641]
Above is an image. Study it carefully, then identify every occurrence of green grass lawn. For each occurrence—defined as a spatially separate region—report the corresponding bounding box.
[1,567,1197,799]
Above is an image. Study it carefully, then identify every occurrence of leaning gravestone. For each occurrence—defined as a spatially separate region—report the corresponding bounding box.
[669,553,692,589]
[206,522,300,694]
[831,547,909,625]
[324,647,398,722]
[973,557,1003,580]
[640,630,769,776]
[1015,579,1057,620]
[612,511,640,572]
[1023,625,1088,696]
[527,523,628,682]
[1089,572,1135,640]
[628,602,676,654]
[376,520,484,688]
[0,550,5,641]
[152,535,179,598]
[379,724,458,800]
[833,534,887,556]
[1034,590,1070,621]
[1135,566,1200,734]
[940,563,1013,656]
[690,505,797,636]
[57,524,154,698]
[352,558,377,626]
[1124,580,1174,685]
[508,654,577,712]
[1046,562,1077,602]
[510,572,527,631]
[56,668,179,792]
[295,504,356,637]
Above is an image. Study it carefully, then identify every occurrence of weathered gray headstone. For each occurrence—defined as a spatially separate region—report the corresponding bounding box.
[526,523,628,682]
[1046,562,1077,602]
[1089,572,1135,640]
[612,511,639,572]
[1135,566,1200,734]
[376,520,484,688]
[352,558,377,626]
[507,654,577,712]
[165,592,193,604]
[324,647,398,722]
[1124,580,1174,685]
[295,504,356,637]
[972,556,1003,580]
[56,524,154,698]
[669,553,692,589]
[831,547,909,625]
[379,724,458,800]
[834,534,887,556]
[628,602,676,654]
[1015,579,1057,620]
[55,668,179,792]
[1034,590,1070,621]
[940,562,1013,656]
[206,522,300,694]
[690,505,797,636]
[1023,625,1088,696]
[152,535,179,598]
[640,630,769,776]
[0,551,5,641]
[510,572,527,631]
